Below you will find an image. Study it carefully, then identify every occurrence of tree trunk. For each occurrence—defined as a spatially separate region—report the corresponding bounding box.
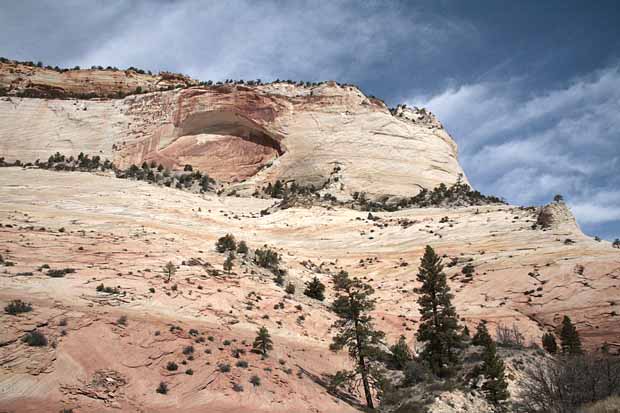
[354,319,374,409]
[359,354,374,409]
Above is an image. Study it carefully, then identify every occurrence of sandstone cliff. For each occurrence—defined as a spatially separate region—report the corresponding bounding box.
[0,61,467,198]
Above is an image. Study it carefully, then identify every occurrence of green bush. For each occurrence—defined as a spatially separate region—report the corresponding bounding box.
[303,276,325,301]
[22,330,47,347]
[216,234,237,253]
[236,241,249,254]
[250,375,261,386]
[5,299,32,315]
[156,381,168,394]
[255,247,280,269]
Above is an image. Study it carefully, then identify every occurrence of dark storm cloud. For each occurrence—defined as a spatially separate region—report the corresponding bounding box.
[1,0,619,239]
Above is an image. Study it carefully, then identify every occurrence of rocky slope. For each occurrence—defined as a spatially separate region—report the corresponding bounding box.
[0,62,619,412]
[0,168,618,412]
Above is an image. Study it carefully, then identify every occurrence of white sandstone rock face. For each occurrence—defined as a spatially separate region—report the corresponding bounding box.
[1,65,468,198]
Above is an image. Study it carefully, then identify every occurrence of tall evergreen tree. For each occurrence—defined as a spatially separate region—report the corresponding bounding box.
[415,245,462,377]
[329,271,385,409]
[253,326,273,357]
[542,332,558,354]
[559,316,582,354]
[480,340,510,404]
[304,276,326,301]
[472,321,493,347]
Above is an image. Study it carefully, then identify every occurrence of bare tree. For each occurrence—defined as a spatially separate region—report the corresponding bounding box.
[519,355,620,413]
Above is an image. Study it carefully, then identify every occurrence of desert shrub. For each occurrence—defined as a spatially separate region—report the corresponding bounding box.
[236,360,249,368]
[5,299,32,315]
[519,355,620,412]
[462,263,475,277]
[22,330,47,346]
[250,375,261,386]
[223,339,231,346]
[47,268,75,278]
[183,345,194,355]
[116,315,128,326]
[216,234,236,253]
[303,276,326,301]
[189,328,199,336]
[495,323,525,348]
[285,283,296,294]
[156,381,168,394]
[536,207,553,229]
[232,382,244,392]
[185,368,194,375]
[389,335,413,369]
[96,283,119,294]
[236,241,249,254]
[166,361,178,371]
[218,363,231,373]
[403,359,431,385]
[254,247,280,269]
[542,332,558,354]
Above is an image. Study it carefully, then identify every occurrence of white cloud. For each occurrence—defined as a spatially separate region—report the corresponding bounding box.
[62,0,477,83]
[407,65,620,235]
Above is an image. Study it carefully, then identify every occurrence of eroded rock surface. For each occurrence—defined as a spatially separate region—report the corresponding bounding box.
[1,63,467,197]
[0,169,618,412]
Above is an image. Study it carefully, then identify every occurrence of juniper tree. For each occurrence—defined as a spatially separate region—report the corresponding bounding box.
[542,332,558,354]
[472,321,493,347]
[480,340,510,404]
[253,326,273,357]
[329,271,385,409]
[415,245,462,377]
[303,276,326,301]
[560,315,582,355]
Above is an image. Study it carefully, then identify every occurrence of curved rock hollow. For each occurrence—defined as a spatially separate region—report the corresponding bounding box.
[147,110,284,181]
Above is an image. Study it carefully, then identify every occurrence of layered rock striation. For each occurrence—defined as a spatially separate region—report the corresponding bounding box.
[0,62,466,197]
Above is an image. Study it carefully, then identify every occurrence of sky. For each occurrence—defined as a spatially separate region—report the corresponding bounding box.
[1,0,619,240]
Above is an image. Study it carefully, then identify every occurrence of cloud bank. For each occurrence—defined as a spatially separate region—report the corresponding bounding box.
[409,66,620,238]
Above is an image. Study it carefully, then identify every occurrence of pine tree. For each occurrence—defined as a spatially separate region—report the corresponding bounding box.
[329,271,385,409]
[542,332,558,354]
[472,321,492,347]
[389,335,412,369]
[253,326,273,357]
[481,340,510,404]
[560,315,582,354]
[303,276,326,301]
[415,245,462,377]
